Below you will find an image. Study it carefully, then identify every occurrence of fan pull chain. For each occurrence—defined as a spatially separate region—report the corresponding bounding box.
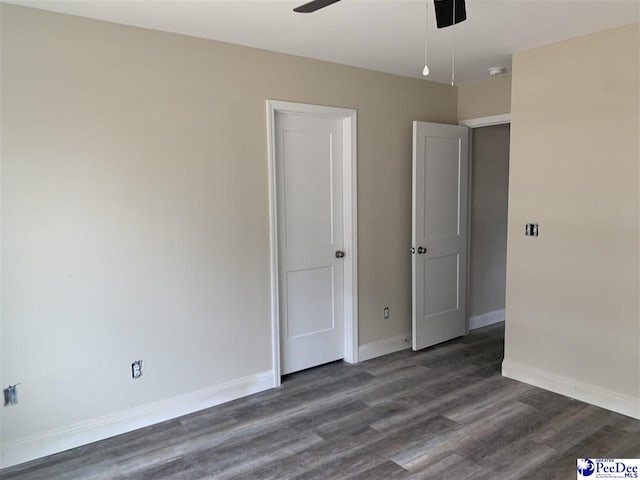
[423,0,430,76]
[451,0,456,86]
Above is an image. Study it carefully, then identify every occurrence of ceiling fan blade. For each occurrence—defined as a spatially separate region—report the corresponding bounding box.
[293,0,341,13]
[434,0,467,28]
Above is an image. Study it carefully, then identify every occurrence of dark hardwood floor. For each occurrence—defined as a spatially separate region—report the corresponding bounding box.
[2,323,639,480]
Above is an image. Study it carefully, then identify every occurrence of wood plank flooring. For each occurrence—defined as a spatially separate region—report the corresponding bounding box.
[2,323,639,479]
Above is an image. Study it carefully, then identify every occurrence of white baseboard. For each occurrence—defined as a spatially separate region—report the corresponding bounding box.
[358,333,411,362]
[0,370,275,470]
[469,309,505,330]
[502,360,640,420]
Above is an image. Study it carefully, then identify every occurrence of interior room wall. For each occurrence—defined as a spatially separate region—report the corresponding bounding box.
[469,124,510,321]
[457,75,511,121]
[0,4,457,465]
[0,2,4,447]
[503,23,640,418]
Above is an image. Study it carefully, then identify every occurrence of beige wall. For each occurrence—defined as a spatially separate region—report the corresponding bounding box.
[458,75,511,121]
[0,4,457,455]
[0,2,4,448]
[469,124,510,317]
[504,23,640,416]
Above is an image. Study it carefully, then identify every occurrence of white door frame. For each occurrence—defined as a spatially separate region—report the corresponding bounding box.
[459,113,511,129]
[459,113,511,332]
[266,100,358,387]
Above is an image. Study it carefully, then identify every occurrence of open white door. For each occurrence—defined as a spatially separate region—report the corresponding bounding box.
[412,121,469,351]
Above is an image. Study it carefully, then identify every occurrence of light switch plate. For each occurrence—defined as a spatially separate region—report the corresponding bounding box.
[3,385,18,406]
[131,360,143,379]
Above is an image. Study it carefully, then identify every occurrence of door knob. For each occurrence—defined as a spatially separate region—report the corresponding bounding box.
[417,246,427,254]
[335,250,345,258]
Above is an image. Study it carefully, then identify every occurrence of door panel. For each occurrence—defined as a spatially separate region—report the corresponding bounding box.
[412,121,469,351]
[286,266,334,338]
[282,130,333,252]
[276,112,344,375]
[423,136,462,239]
[424,254,459,316]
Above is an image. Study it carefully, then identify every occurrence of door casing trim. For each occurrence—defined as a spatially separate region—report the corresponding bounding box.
[458,113,511,128]
[266,100,358,387]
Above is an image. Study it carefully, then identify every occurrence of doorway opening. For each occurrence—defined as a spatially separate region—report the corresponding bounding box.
[462,115,511,332]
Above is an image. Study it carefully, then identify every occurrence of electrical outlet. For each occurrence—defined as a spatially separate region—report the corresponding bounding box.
[3,384,19,406]
[131,360,143,379]
[383,306,390,319]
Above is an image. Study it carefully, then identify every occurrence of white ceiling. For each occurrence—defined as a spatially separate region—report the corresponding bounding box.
[7,0,640,84]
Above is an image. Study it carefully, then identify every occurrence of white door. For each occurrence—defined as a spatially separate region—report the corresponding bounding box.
[275,111,345,375]
[412,121,469,351]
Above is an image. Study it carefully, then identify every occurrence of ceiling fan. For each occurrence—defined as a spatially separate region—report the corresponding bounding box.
[293,0,467,28]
